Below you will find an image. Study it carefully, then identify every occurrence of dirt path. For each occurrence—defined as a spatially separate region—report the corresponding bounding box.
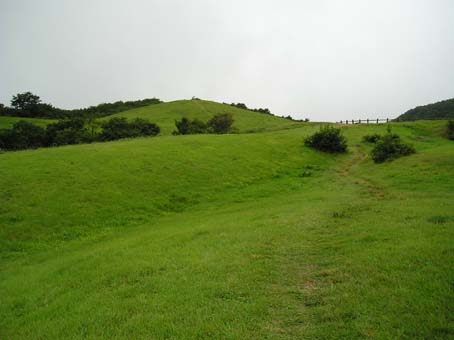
[337,145,386,199]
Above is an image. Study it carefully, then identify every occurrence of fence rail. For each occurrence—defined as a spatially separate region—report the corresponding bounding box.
[339,118,389,124]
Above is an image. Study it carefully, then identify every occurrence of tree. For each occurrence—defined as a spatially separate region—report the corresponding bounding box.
[207,113,234,134]
[11,92,41,111]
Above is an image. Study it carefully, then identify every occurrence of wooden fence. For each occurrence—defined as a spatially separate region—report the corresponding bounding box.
[339,118,389,124]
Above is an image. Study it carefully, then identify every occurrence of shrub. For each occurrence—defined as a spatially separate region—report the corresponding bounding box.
[447,120,454,140]
[46,118,92,146]
[304,126,347,153]
[174,117,207,135]
[100,117,159,141]
[370,131,416,163]
[362,133,382,143]
[207,113,234,134]
[0,121,46,150]
[130,118,160,136]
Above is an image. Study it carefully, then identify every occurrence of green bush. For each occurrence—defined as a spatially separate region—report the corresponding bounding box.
[100,117,160,141]
[304,126,347,153]
[173,117,207,135]
[370,131,415,163]
[46,118,92,146]
[447,120,454,140]
[208,113,234,134]
[0,121,47,150]
[362,133,382,143]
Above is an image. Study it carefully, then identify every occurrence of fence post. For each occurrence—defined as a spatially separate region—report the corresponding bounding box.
[359,119,361,124]
[377,118,379,124]
[386,118,389,123]
[367,119,369,124]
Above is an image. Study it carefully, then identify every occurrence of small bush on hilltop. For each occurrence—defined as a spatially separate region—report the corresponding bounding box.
[370,129,415,163]
[304,126,347,153]
[447,120,454,140]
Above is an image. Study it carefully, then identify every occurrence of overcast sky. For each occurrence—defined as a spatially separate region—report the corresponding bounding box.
[1,0,453,121]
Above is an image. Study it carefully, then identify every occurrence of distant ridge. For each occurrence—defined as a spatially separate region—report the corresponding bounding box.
[397,98,454,121]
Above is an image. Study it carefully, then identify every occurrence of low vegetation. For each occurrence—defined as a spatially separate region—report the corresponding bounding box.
[100,117,160,141]
[0,117,160,150]
[173,117,207,135]
[447,120,454,140]
[362,133,381,143]
[173,113,234,135]
[304,126,347,153]
[370,129,416,163]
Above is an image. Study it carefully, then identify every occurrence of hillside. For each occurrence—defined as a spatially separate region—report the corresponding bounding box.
[0,121,453,338]
[397,98,454,121]
[106,99,300,134]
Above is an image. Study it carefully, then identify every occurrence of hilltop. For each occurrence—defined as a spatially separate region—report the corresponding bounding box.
[106,99,300,135]
[397,97,454,121]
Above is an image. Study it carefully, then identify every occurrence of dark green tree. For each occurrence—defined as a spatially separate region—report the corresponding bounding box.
[207,113,234,134]
[11,92,41,110]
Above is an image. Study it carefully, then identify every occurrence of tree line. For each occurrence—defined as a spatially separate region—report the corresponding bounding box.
[173,113,234,135]
[0,92,162,119]
[0,112,235,151]
[223,101,309,122]
[0,117,160,151]
[396,98,454,121]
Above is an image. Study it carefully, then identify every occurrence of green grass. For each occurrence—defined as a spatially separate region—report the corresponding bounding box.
[0,120,453,339]
[0,116,55,129]
[106,99,302,135]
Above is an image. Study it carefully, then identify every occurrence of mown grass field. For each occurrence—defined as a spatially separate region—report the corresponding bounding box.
[0,119,453,339]
[106,100,301,135]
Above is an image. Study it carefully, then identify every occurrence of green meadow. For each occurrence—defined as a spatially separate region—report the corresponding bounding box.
[0,108,453,338]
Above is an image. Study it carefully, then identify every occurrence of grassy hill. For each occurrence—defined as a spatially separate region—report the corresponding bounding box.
[106,99,301,134]
[0,121,453,338]
[1,99,300,136]
[397,98,454,121]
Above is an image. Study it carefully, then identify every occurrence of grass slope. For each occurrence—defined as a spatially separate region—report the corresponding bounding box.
[0,121,453,339]
[106,99,301,135]
[0,116,55,129]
